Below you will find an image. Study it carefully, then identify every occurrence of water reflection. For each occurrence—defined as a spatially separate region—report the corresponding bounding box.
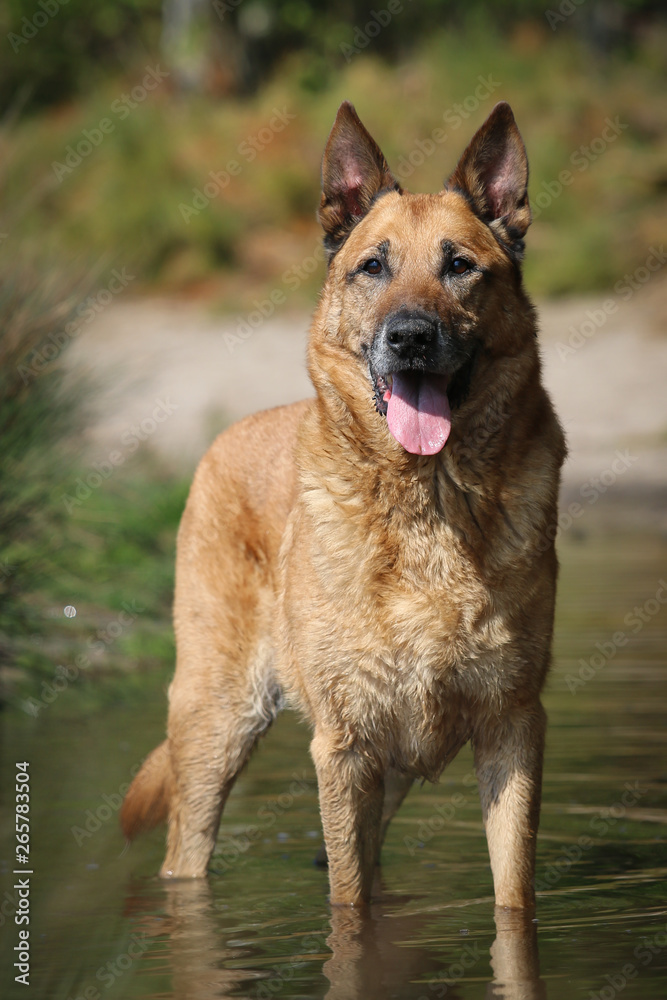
[125,879,254,998]
[324,901,442,1000]
[129,876,547,1000]
[487,909,545,1000]
[323,903,544,1000]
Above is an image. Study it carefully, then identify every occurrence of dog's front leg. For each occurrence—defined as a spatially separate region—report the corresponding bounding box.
[311,730,384,907]
[474,700,546,910]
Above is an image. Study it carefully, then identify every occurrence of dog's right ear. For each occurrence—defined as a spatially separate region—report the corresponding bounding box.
[319,102,401,256]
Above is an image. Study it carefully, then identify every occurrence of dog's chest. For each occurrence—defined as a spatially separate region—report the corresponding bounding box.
[313,504,502,659]
[343,537,510,752]
[285,499,520,773]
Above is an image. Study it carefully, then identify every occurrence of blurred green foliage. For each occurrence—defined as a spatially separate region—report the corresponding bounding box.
[0,251,189,705]
[0,262,88,655]
[0,0,661,112]
[11,465,189,703]
[2,19,665,300]
[2,0,162,111]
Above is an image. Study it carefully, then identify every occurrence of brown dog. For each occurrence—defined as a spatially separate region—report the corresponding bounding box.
[121,101,565,911]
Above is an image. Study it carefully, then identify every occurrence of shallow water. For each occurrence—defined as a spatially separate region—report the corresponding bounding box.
[2,528,666,1000]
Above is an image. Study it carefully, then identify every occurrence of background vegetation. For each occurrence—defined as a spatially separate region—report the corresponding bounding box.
[1,0,665,303]
[0,253,189,708]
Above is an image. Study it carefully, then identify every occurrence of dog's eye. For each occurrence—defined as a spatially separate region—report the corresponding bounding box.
[450,258,470,275]
[362,258,383,275]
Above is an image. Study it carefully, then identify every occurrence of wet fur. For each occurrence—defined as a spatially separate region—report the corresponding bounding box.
[121,102,565,910]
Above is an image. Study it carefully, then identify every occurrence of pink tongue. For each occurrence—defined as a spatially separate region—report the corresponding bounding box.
[386,372,451,455]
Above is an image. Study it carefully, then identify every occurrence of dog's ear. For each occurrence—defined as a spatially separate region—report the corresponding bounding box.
[319,102,401,256]
[448,101,531,256]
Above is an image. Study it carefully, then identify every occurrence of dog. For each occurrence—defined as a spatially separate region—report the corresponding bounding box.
[121,100,565,911]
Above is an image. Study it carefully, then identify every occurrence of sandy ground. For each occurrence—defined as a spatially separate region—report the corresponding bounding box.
[70,276,667,529]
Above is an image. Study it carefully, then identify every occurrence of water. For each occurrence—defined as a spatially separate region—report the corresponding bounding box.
[2,528,666,999]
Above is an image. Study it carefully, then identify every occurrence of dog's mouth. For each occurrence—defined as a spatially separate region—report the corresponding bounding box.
[372,370,452,456]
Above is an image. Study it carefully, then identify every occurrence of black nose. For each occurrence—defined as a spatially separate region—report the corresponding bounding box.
[384,311,439,358]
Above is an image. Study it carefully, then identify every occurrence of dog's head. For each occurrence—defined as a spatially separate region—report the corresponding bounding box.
[309,101,536,459]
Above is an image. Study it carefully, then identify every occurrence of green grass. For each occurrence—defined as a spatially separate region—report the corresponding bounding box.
[6,459,189,712]
[2,25,665,304]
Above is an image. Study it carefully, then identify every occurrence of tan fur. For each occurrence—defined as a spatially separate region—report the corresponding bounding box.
[121,102,565,911]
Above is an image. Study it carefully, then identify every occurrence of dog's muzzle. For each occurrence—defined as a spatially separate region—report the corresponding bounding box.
[368,310,474,456]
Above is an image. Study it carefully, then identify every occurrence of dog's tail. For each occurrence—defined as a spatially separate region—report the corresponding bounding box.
[120,739,173,840]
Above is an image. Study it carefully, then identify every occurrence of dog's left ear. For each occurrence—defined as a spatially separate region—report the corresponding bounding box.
[448,102,531,253]
[319,102,401,256]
